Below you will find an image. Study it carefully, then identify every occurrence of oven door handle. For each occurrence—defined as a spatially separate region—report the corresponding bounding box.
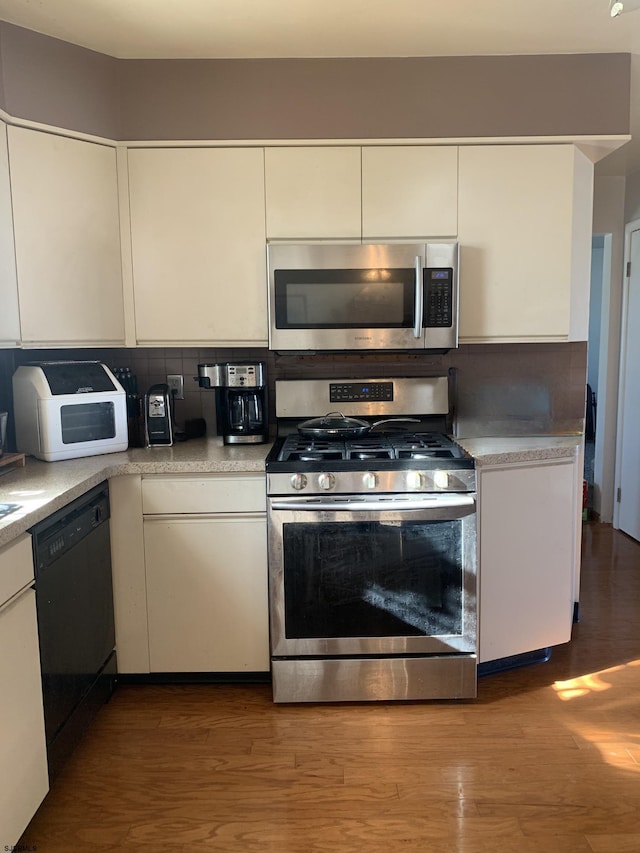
[270,494,475,511]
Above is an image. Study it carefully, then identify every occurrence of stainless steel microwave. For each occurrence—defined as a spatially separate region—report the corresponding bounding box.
[267,242,458,352]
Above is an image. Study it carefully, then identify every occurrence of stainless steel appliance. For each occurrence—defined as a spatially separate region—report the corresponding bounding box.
[144,383,173,447]
[31,482,117,780]
[267,242,458,352]
[197,362,268,445]
[12,361,128,461]
[266,376,477,703]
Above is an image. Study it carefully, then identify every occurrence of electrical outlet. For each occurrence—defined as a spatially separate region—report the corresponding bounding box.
[167,374,184,400]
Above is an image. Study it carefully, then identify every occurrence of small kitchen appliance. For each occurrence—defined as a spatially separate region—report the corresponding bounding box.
[266,375,477,703]
[268,242,458,352]
[12,361,128,462]
[197,362,268,445]
[144,383,173,447]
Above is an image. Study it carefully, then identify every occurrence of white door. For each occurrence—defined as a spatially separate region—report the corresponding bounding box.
[615,223,640,540]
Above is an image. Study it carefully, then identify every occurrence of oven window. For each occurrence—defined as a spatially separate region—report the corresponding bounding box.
[60,402,116,444]
[282,520,463,638]
[274,269,415,328]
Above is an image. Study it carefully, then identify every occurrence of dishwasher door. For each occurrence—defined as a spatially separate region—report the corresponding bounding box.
[31,481,116,777]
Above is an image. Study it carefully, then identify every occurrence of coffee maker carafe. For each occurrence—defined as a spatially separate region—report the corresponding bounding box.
[197,362,268,445]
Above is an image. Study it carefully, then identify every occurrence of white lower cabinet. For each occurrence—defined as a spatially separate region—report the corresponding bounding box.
[129,473,269,674]
[0,535,49,846]
[144,513,269,672]
[478,456,580,664]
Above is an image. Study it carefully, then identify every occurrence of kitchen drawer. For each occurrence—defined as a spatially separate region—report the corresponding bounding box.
[0,534,34,606]
[141,473,266,515]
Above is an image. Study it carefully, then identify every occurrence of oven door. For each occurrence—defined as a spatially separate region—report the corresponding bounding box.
[268,493,476,658]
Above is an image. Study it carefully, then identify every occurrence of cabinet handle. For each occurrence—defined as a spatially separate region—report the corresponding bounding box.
[413,255,423,338]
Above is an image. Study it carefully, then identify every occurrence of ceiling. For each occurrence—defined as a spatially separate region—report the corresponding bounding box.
[0,0,639,60]
[0,0,639,174]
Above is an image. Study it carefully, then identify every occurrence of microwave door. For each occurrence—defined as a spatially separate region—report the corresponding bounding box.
[269,243,427,351]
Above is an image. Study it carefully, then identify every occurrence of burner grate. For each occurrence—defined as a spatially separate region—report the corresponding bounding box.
[276,431,466,464]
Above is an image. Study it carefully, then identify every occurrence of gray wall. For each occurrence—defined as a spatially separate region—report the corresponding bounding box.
[0,23,631,141]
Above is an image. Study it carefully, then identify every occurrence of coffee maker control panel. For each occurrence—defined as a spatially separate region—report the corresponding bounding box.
[226,363,264,388]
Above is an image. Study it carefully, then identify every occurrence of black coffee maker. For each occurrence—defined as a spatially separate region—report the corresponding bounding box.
[197,362,269,444]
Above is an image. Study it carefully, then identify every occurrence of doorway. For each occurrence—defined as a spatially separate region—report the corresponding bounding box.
[614,220,640,541]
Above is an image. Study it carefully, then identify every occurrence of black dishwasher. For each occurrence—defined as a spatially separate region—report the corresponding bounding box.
[31,481,117,780]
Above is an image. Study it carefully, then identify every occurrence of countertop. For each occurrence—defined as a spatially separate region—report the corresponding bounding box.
[0,439,273,547]
[456,435,582,467]
[0,433,582,549]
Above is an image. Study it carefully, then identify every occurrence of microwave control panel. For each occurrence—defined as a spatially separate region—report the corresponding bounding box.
[425,269,453,328]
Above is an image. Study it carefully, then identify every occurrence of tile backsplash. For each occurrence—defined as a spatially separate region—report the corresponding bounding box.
[0,342,587,454]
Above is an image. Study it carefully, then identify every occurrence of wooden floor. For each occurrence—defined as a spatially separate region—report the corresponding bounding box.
[19,522,640,853]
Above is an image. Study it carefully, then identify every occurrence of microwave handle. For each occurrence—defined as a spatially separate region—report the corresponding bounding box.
[413,256,424,338]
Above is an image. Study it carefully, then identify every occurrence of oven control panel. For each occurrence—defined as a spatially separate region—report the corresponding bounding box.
[329,382,393,403]
[269,468,477,496]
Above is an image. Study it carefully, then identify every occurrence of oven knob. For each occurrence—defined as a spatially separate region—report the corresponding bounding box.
[318,472,336,491]
[290,473,308,491]
[362,472,378,489]
[407,471,425,490]
[434,471,450,490]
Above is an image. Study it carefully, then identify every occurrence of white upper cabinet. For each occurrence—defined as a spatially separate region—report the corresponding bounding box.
[265,145,458,242]
[128,147,267,346]
[265,146,362,240]
[457,144,593,343]
[361,146,458,240]
[0,122,19,347]
[8,126,124,346]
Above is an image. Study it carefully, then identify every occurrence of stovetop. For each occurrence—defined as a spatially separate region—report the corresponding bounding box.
[273,431,470,466]
[266,432,475,485]
[267,376,475,494]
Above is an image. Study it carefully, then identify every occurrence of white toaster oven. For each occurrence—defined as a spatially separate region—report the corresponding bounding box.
[13,361,128,461]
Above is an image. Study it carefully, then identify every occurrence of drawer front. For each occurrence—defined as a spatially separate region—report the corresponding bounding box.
[142,474,266,515]
[0,534,34,607]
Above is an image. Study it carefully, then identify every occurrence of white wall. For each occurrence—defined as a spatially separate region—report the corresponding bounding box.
[591,175,626,522]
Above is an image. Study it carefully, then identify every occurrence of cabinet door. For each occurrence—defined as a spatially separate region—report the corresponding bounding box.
[478,459,577,664]
[144,514,269,672]
[128,147,267,346]
[265,146,361,239]
[8,127,124,346]
[0,536,49,846]
[109,474,149,674]
[0,122,19,347]
[458,144,592,343]
[362,146,458,239]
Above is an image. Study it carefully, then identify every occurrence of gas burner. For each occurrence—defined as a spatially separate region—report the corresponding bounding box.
[345,438,394,461]
[400,450,454,460]
[296,451,344,462]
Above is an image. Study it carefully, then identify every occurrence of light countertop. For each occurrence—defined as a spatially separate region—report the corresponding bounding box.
[0,439,273,547]
[0,433,583,549]
[456,435,582,467]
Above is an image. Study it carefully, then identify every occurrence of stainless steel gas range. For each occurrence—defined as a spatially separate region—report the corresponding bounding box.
[265,376,477,703]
